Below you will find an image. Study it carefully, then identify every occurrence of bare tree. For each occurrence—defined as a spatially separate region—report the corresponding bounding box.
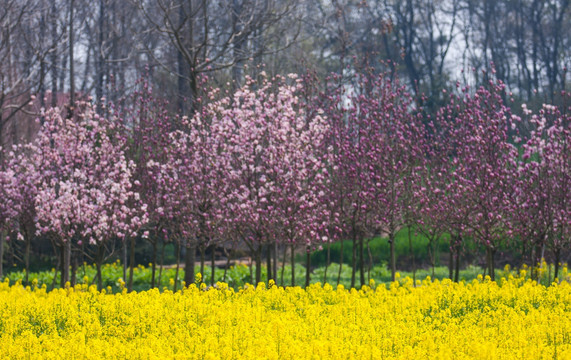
[133,0,301,115]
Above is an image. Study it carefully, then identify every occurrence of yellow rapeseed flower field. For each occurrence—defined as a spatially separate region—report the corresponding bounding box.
[1,272,570,359]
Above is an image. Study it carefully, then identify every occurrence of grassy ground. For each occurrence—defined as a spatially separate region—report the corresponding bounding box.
[3,259,564,293]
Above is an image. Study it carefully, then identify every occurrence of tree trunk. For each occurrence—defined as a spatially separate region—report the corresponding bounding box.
[128,236,135,292]
[323,241,331,284]
[61,240,71,287]
[454,249,460,283]
[554,248,561,282]
[71,247,78,287]
[184,243,195,286]
[68,0,75,117]
[359,237,365,287]
[96,244,104,290]
[151,240,157,288]
[173,242,180,292]
[367,239,373,282]
[280,244,287,287]
[122,239,127,283]
[336,240,344,286]
[291,243,295,287]
[24,235,30,284]
[449,243,454,280]
[351,232,357,288]
[200,244,205,278]
[158,241,166,288]
[428,237,436,279]
[255,244,262,284]
[530,243,537,280]
[389,232,396,282]
[305,246,311,288]
[273,240,278,284]
[51,251,60,291]
[0,230,5,279]
[486,247,496,281]
[210,244,215,285]
[266,243,273,282]
[408,226,416,284]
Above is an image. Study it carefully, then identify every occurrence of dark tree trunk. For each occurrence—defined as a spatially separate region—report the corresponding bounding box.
[188,242,196,286]
[122,239,127,283]
[449,245,454,280]
[173,242,180,291]
[24,236,30,284]
[96,243,104,290]
[337,240,344,286]
[50,0,58,108]
[158,241,166,288]
[266,243,273,282]
[454,249,460,283]
[351,232,357,288]
[255,244,262,284]
[408,226,416,284]
[486,247,496,281]
[61,240,71,287]
[71,246,78,287]
[554,248,561,282]
[200,243,205,278]
[151,240,157,288]
[280,244,287,286]
[0,230,5,279]
[305,246,311,288]
[359,237,365,287]
[68,0,75,115]
[367,239,373,283]
[389,232,396,282]
[128,236,135,292]
[273,240,278,284]
[530,243,537,280]
[291,243,295,287]
[210,244,215,285]
[323,241,331,284]
[51,249,60,291]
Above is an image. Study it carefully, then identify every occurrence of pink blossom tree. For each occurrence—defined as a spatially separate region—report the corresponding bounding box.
[515,102,570,279]
[4,145,40,284]
[152,111,228,288]
[119,80,179,289]
[444,80,519,281]
[34,104,147,289]
[324,71,425,285]
[0,149,23,280]
[206,74,330,285]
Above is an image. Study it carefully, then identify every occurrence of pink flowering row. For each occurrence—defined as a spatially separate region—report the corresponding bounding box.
[0,72,568,289]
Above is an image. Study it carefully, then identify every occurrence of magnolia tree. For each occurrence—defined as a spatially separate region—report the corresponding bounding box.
[417,87,479,281]
[119,81,180,289]
[323,72,425,285]
[5,145,40,283]
[515,102,570,279]
[366,76,426,283]
[34,104,147,289]
[154,112,228,287]
[0,150,23,279]
[203,74,331,285]
[442,81,519,281]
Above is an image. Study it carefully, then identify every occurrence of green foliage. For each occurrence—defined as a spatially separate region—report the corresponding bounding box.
[3,260,521,292]
[310,228,452,268]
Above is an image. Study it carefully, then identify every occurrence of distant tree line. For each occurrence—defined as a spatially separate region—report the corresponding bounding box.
[1,0,569,149]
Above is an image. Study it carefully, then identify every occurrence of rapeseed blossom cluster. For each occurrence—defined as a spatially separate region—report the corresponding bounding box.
[0,273,570,359]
